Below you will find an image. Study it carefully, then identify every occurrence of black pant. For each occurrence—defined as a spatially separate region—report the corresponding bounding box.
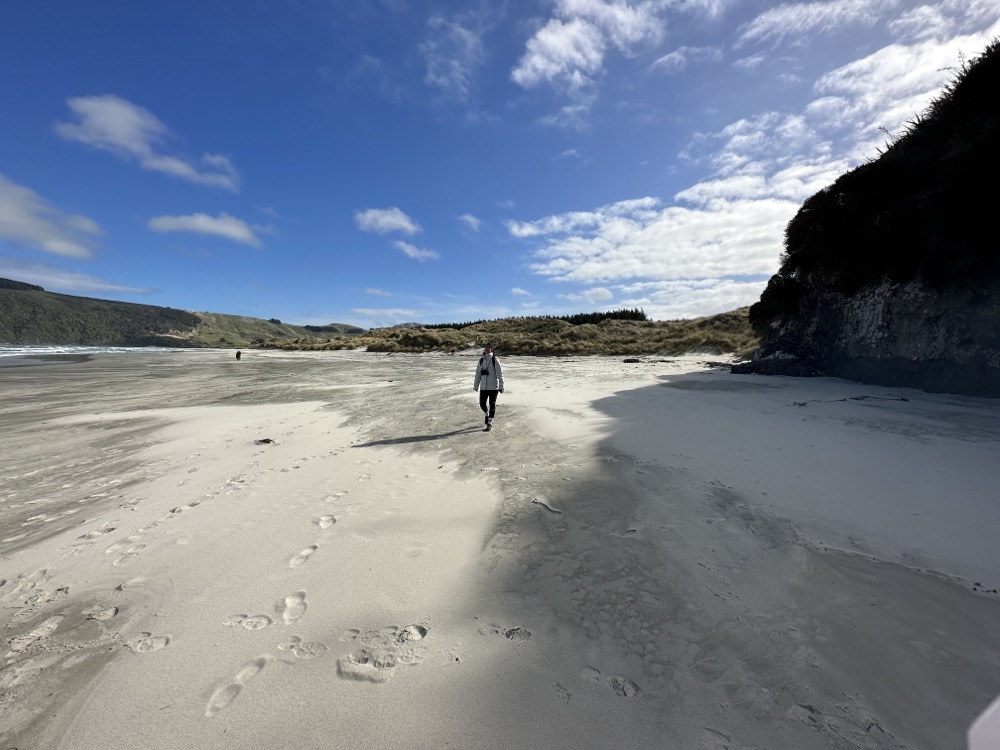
[479,390,498,422]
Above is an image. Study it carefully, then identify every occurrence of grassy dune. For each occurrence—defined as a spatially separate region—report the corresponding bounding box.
[257,308,758,357]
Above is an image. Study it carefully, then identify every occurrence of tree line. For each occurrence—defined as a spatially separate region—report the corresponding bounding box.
[424,308,648,330]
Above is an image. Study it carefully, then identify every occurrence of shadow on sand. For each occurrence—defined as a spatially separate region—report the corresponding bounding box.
[351,426,483,448]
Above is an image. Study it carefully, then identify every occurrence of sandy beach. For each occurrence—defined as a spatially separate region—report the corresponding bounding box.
[1,349,998,749]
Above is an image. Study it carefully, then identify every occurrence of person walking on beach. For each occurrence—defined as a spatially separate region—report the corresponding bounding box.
[473,343,504,432]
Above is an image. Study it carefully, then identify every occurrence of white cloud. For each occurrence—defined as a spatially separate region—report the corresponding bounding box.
[355,207,422,235]
[560,286,614,304]
[148,212,262,247]
[365,288,392,297]
[676,160,846,206]
[352,307,417,317]
[511,287,532,296]
[652,45,722,74]
[507,197,660,238]
[422,17,485,99]
[512,17,605,93]
[615,278,770,319]
[393,240,440,261]
[557,0,661,49]
[458,213,483,232]
[519,197,794,284]
[946,0,1000,33]
[808,25,1000,160]
[0,174,102,259]
[733,53,767,72]
[737,0,899,48]
[54,95,240,191]
[505,6,1000,318]
[888,6,953,42]
[539,100,596,130]
[0,258,148,295]
[511,0,666,101]
[351,307,419,327]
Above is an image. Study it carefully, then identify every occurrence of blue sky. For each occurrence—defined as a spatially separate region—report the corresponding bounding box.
[1,1,997,328]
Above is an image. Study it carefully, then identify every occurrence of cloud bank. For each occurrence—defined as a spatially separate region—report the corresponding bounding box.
[148,213,262,247]
[0,174,102,259]
[55,95,240,191]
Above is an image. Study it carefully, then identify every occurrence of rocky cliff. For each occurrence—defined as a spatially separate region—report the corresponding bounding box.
[738,39,1000,397]
[741,278,1000,396]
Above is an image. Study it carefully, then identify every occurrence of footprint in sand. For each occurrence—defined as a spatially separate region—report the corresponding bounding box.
[84,605,119,622]
[480,624,532,642]
[127,632,170,653]
[7,615,65,656]
[112,544,145,566]
[398,625,428,642]
[608,675,641,697]
[312,516,336,529]
[357,473,371,483]
[78,523,118,541]
[1,570,50,602]
[289,546,318,567]
[279,636,329,659]
[335,624,429,683]
[280,591,308,625]
[205,656,269,717]
[224,614,273,631]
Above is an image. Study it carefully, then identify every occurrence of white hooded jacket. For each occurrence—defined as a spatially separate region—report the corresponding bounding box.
[473,354,504,391]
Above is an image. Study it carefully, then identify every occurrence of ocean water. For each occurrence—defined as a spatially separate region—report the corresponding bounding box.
[0,345,187,358]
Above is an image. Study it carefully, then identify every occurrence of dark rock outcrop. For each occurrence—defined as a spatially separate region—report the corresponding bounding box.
[738,279,1000,395]
[739,40,1000,397]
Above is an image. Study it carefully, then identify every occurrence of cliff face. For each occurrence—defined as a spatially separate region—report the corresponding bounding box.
[742,278,1000,396]
[740,39,1000,397]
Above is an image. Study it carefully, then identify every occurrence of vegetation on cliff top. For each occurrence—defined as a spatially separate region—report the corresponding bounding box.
[750,38,1000,335]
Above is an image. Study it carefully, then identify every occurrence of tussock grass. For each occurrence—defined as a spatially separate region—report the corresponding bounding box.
[258,308,759,357]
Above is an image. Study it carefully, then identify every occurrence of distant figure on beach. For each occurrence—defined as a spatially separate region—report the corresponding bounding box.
[235,350,241,361]
[473,343,504,432]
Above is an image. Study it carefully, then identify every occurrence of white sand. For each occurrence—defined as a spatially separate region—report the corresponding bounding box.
[1,350,998,749]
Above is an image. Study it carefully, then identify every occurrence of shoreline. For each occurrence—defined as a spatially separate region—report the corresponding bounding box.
[2,350,998,749]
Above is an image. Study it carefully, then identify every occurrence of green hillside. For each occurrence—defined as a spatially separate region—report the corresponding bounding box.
[0,280,363,347]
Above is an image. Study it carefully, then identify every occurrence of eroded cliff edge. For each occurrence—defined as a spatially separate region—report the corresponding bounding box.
[738,40,1000,397]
